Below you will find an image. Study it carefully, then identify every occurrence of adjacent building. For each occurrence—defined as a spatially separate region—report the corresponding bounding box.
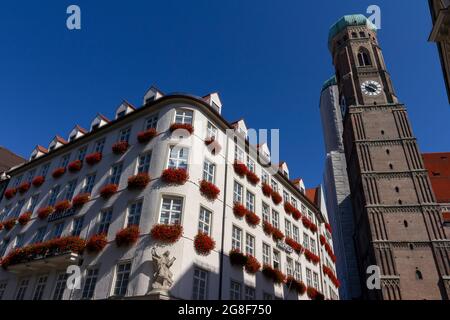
[0,147,25,202]
[319,77,361,300]
[429,0,450,103]
[328,14,450,299]
[0,86,339,300]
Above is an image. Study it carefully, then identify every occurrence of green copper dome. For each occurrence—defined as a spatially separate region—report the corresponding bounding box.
[321,76,337,92]
[328,14,378,50]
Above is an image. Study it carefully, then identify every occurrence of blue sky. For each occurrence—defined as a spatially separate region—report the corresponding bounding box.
[0,0,448,188]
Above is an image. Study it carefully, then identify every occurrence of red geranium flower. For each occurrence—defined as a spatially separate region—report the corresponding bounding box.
[263,221,274,235]
[302,216,312,229]
[99,184,118,199]
[86,234,108,254]
[72,193,91,208]
[4,188,17,200]
[194,232,216,255]
[18,212,32,226]
[285,237,303,253]
[68,160,83,173]
[246,171,260,185]
[199,180,220,200]
[292,208,302,221]
[18,182,31,194]
[229,249,248,266]
[262,264,286,284]
[150,224,183,244]
[54,200,72,213]
[169,123,194,135]
[52,167,66,179]
[244,255,261,274]
[307,287,325,300]
[161,168,189,185]
[286,276,306,295]
[3,218,17,231]
[85,152,102,165]
[112,141,129,155]
[137,128,157,143]
[127,173,150,190]
[304,249,320,265]
[310,223,318,233]
[261,183,273,197]
[245,211,260,226]
[233,203,247,218]
[32,176,45,187]
[115,225,140,247]
[271,227,285,241]
[271,191,282,205]
[37,206,54,220]
[233,161,248,177]
[325,222,332,234]
[284,202,295,215]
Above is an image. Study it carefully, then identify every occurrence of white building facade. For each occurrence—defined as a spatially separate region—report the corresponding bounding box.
[0,87,339,300]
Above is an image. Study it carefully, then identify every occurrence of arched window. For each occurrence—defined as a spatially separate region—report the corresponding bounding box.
[351,32,358,38]
[357,48,372,67]
[415,270,423,280]
[403,220,408,228]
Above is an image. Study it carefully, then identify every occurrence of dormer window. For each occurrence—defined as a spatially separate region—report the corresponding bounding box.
[69,134,77,142]
[212,102,220,113]
[49,145,56,151]
[92,123,100,131]
[117,111,126,119]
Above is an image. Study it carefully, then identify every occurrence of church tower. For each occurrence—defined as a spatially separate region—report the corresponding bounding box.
[328,14,450,300]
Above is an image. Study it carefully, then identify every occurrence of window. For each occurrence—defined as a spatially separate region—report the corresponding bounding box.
[285,219,292,239]
[94,139,105,153]
[283,191,290,203]
[15,234,25,248]
[291,198,297,208]
[160,196,183,224]
[261,170,269,184]
[53,273,68,300]
[33,275,48,300]
[246,191,255,212]
[206,122,217,140]
[230,281,242,300]
[262,202,270,222]
[272,210,279,229]
[0,282,7,300]
[359,31,366,37]
[231,225,242,251]
[145,114,159,130]
[48,186,60,206]
[119,127,131,143]
[313,272,319,289]
[77,147,87,161]
[262,243,271,265]
[72,216,84,237]
[357,49,371,66]
[293,225,300,243]
[415,270,423,280]
[83,174,96,193]
[203,160,216,183]
[16,279,29,300]
[306,268,312,287]
[168,146,189,170]
[175,109,193,125]
[233,181,243,204]
[52,222,65,239]
[117,110,126,119]
[273,249,281,270]
[192,268,208,300]
[244,286,255,300]
[294,262,302,281]
[286,257,293,277]
[13,200,25,217]
[110,163,123,185]
[114,262,132,297]
[310,239,317,255]
[128,201,143,227]
[0,239,9,257]
[246,156,255,173]
[26,169,36,182]
[60,154,71,168]
[33,227,47,243]
[246,233,255,256]
[82,268,99,300]
[137,153,152,174]
[198,207,212,235]
[303,233,309,250]
[40,163,50,177]
[14,175,23,187]
[65,179,77,200]
[234,145,245,163]
[98,209,113,235]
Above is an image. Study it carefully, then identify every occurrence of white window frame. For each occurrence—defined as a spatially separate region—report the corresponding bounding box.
[159,196,183,225]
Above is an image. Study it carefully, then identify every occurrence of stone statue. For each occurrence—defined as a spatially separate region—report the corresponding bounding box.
[149,247,176,294]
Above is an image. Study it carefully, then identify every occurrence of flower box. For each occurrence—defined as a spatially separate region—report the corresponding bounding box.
[229,249,247,266]
[169,123,194,135]
[285,237,303,253]
[194,232,215,255]
[310,223,318,233]
[0,223,3,231]
[127,173,150,190]
[52,167,66,179]
[85,152,102,165]
[161,168,189,185]
[115,225,140,247]
[262,265,286,284]
[284,202,296,215]
[271,191,282,205]
[323,265,340,288]
[37,206,54,220]
[271,227,284,241]
[307,287,325,300]
[68,160,83,173]
[54,200,72,213]
[18,182,31,194]
[32,176,45,187]
[263,221,274,235]
[72,193,91,208]
[261,183,273,197]
[304,249,320,265]
[99,184,118,199]
[320,235,326,246]
[112,141,129,155]
[286,276,306,295]
[246,171,260,185]
[244,255,261,274]
[233,162,248,177]
[233,203,247,218]
[292,208,301,221]
[150,224,183,244]
[325,222,332,234]
[199,180,220,200]
[245,211,260,226]
[86,234,108,254]
[302,216,312,229]
[4,188,17,200]
[137,128,157,143]
[3,218,17,231]
[18,212,32,226]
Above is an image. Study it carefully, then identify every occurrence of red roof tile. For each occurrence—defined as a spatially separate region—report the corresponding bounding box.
[306,187,320,206]
[422,152,450,203]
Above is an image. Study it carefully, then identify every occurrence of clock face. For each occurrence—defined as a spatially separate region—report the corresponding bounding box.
[361,80,382,96]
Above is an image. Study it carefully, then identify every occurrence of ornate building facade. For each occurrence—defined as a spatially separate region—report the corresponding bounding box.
[328,14,450,300]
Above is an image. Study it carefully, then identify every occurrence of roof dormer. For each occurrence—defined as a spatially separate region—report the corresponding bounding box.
[143,85,164,105]
[231,119,248,139]
[203,92,222,114]
[30,145,48,160]
[279,162,289,178]
[292,178,306,194]
[115,101,136,119]
[68,125,88,142]
[48,136,67,152]
[90,114,110,131]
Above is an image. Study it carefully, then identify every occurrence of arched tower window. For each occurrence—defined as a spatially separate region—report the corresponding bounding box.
[415,270,423,280]
[357,48,372,67]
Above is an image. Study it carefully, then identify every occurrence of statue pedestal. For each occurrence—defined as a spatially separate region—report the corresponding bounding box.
[146,291,171,300]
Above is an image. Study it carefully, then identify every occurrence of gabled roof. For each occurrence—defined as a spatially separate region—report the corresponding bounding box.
[74,125,88,134]
[0,146,25,173]
[306,187,320,206]
[54,135,68,145]
[97,113,111,123]
[36,145,48,153]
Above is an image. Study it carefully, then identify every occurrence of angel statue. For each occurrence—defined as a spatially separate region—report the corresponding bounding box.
[149,247,176,293]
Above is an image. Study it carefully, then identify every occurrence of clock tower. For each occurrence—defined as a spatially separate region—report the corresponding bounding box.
[328,15,450,300]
